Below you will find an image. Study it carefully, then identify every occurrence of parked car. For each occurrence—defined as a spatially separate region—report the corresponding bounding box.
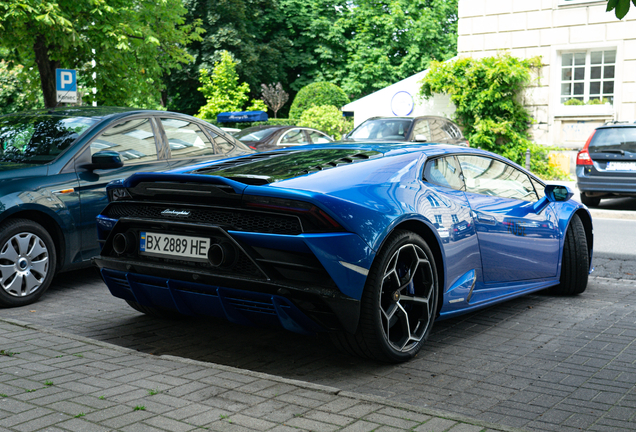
[94,143,592,363]
[234,125,333,151]
[0,107,253,307]
[576,121,636,207]
[341,115,469,146]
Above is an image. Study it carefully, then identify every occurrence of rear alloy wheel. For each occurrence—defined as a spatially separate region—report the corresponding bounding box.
[332,230,438,363]
[550,213,589,295]
[580,193,601,208]
[0,219,56,307]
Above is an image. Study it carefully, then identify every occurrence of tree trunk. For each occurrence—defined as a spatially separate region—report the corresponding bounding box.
[34,37,60,108]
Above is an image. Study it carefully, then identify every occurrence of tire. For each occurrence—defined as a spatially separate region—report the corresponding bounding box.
[125,300,185,319]
[331,230,439,363]
[580,193,601,208]
[550,213,589,295]
[0,219,56,308]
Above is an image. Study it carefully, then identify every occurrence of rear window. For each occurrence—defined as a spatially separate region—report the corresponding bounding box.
[0,114,97,164]
[234,127,278,143]
[589,127,636,154]
[349,119,413,141]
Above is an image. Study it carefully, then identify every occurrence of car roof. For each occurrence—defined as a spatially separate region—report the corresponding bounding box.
[0,107,198,122]
[597,121,636,129]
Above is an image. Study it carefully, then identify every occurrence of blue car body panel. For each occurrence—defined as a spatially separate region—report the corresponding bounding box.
[94,143,593,335]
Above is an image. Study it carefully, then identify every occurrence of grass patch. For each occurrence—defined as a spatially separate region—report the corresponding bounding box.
[0,350,19,357]
[134,405,146,411]
[74,413,85,418]
[44,380,53,386]
[147,389,160,396]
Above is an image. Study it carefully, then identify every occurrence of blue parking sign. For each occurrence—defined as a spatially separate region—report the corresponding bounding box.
[56,69,76,91]
[56,69,77,103]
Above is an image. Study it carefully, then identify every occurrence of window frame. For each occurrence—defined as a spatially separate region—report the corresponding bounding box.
[559,49,616,105]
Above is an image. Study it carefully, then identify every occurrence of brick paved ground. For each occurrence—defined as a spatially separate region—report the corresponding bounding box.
[0,318,513,432]
[1,258,635,431]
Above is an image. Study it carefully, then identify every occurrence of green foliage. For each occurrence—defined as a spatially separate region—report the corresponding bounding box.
[606,0,635,19]
[196,51,266,120]
[0,60,42,114]
[0,0,203,108]
[289,82,350,119]
[419,54,565,179]
[297,105,353,140]
[563,98,584,106]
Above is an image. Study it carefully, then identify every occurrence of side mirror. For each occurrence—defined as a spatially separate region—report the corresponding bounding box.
[82,151,124,171]
[414,135,428,142]
[532,184,573,213]
[545,184,573,202]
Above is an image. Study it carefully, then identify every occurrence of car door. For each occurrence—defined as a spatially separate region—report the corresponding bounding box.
[456,154,560,284]
[76,116,171,260]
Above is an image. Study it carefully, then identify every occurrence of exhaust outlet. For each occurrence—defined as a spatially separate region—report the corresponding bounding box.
[208,242,237,268]
[113,232,134,255]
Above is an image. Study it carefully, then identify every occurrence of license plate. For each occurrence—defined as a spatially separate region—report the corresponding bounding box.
[140,232,209,260]
[606,161,636,171]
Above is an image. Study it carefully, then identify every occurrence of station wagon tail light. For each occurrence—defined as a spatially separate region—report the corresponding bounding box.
[576,130,595,166]
[108,188,132,201]
[244,195,344,231]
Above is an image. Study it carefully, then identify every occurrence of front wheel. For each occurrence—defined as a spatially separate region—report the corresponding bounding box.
[550,213,588,295]
[331,230,439,363]
[0,219,56,307]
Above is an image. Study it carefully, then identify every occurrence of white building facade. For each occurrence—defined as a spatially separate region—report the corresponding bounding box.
[458,0,636,150]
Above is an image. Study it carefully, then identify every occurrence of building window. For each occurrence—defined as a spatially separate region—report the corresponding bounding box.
[434,215,443,225]
[561,50,616,104]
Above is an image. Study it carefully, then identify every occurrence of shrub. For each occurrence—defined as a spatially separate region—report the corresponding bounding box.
[289,82,350,119]
[196,51,266,120]
[419,53,567,179]
[297,105,353,140]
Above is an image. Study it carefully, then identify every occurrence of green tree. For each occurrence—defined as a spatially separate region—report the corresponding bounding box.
[0,51,43,114]
[289,82,350,119]
[166,0,294,115]
[298,105,352,140]
[606,0,635,19]
[334,0,458,98]
[0,0,203,108]
[419,54,566,179]
[196,51,266,120]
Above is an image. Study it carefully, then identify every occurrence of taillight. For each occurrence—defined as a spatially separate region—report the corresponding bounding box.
[243,195,344,232]
[576,129,596,166]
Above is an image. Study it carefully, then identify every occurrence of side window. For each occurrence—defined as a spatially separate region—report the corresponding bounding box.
[442,121,462,139]
[91,117,158,163]
[412,120,430,141]
[207,128,235,154]
[458,155,538,201]
[160,118,215,159]
[424,156,464,190]
[279,129,307,145]
[428,119,452,142]
[530,177,546,199]
[308,130,331,144]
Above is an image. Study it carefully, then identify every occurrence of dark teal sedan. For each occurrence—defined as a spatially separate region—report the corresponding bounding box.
[0,107,253,307]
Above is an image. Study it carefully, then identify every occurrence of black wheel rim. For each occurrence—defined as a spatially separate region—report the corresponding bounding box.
[380,243,435,353]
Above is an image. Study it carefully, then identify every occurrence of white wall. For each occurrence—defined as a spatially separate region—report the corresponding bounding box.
[458,0,636,149]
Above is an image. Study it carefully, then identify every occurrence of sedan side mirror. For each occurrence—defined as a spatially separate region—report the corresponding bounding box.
[414,135,428,142]
[82,151,124,171]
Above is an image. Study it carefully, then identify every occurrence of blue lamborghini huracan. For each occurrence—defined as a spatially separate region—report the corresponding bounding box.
[94,144,593,363]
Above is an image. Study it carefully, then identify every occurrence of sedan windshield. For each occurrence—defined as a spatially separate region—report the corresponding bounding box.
[0,114,97,164]
[348,119,413,141]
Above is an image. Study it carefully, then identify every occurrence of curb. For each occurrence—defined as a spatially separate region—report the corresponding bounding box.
[1,317,526,432]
